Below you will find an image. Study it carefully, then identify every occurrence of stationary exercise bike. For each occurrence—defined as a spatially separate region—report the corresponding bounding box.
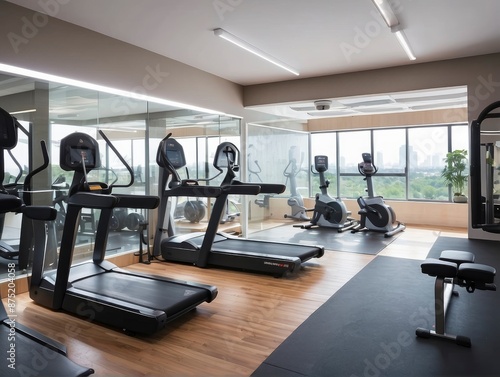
[296,155,357,232]
[352,152,405,237]
[283,146,310,221]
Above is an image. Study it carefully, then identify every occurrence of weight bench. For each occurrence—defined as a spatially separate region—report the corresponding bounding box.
[416,250,496,347]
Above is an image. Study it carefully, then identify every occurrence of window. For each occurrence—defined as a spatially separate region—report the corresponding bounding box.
[373,129,406,173]
[408,126,448,200]
[311,123,467,201]
[451,124,468,151]
[372,129,406,199]
[338,131,371,174]
[338,131,371,198]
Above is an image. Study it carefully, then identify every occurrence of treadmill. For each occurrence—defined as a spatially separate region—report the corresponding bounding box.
[1,300,94,377]
[153,135,324,277]
[29,131,217,336]
[0,107,94,376]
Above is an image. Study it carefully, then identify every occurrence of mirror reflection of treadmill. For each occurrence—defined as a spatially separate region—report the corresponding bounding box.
[153,136,325,277]
[29,132,217,336]
[0,110,94,376]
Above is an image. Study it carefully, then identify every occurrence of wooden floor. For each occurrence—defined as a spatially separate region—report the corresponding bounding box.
[3,225,467,376]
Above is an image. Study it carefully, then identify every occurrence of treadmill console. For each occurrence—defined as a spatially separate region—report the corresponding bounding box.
[60,132,100,172]
[69,147,95,167]
[157,138,186,169]
[213,142,239,169]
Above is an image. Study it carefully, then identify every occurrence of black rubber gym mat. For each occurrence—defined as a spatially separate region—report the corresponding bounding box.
[249,224,398,254]
[251,237,500,377]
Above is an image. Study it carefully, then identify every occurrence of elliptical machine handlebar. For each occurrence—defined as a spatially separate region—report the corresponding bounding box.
[283,146,306,178]
[22,140,50,205]
[98,130,135,189]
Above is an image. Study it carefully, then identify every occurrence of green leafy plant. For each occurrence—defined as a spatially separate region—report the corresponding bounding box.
[441,149,468,197]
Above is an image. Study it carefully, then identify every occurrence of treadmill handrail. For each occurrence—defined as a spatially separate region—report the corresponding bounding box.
[231,180,285,194]
[67,192,118,209]
[22,140,50,205]
[0,192,22,212]
[114,193,160,209]
[22,205,57,221]
[221,182,261,195]
[169,183,224,198]
[98,130,135,189]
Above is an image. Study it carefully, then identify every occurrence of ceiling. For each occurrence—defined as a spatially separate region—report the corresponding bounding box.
[5,0,500,120]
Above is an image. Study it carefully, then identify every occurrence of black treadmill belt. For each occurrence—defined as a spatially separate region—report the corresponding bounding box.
[1,325,93,377]
[71,273,209,316]
[190,235,320,261]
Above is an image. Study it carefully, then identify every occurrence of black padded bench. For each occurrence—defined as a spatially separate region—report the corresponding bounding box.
[416,250,496,347]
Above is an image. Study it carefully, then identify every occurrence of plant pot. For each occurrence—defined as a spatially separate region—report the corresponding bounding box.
[453,195,468,203]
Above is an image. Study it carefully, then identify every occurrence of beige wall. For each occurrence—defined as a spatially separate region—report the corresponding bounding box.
[243,53,500,115]
[268,197,468,229]
[308,108,468,131]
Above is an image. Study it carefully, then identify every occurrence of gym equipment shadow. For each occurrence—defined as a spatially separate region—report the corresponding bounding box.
[249,224,399,254]
[251,236,500,377]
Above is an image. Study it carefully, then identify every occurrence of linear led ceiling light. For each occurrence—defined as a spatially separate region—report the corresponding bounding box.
[214,28,299,76]
[0,63,223,115]
[393,28,416,61]
[370,0,416,61]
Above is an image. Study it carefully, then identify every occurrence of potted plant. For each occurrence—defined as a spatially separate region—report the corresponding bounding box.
[441,149,469,203]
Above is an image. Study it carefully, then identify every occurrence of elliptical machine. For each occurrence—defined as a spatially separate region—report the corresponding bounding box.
[297,155,357,232]
[283,146,310,221]
[352,153,405,237]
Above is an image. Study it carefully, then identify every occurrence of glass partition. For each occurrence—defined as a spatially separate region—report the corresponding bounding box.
[0,71,241,280]
[148,113,241,241]
[247,123,309,231]
[46,85,150,263]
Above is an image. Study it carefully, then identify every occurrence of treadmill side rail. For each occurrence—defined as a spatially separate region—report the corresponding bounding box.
[114,193,160,209]
[67,192,118,208]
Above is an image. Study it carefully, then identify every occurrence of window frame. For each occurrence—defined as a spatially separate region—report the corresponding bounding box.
[310,123,468,202]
